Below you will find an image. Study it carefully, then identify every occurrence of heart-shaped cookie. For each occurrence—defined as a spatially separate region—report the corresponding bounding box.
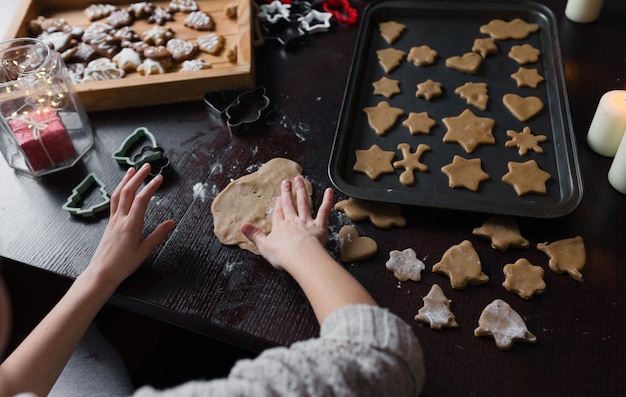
[445,52,482,74]
[503,94,544,122]
[338,225,378,262]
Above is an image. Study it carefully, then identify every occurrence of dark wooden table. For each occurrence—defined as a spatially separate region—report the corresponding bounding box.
[1,0,624,395]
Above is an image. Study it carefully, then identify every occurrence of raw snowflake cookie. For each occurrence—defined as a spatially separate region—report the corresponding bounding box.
[338,225,378,262]
[537,236,586,282]
[432,240,489,289]
[393,143,430,186]
[505,126,547,156]
[474,299,537,350]
[414,284,459,330]
[385,248,425,282]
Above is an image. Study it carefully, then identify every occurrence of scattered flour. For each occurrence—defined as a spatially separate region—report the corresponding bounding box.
[193,182,208,201]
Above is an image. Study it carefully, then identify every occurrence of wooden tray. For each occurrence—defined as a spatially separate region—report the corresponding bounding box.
[6,0,255,111]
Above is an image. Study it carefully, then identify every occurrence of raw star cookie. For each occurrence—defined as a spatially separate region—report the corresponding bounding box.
[376,47,406,73]
[407,45,438,66]
[445,52,482,74]
[211,158,312,255]
[474,299,537,350]
[432,240,489,289]
[511,67,544,88]
[501,159,551,196]
[379,21,406,44]
[334,197,406,229]
[338,225,378,262]
[503,94,544,122]
[363,101,405,136]
[502,258,546,300]
[441,155,489,191]
[537,236,586,282]
[479,18,539,40]
[472,215,529,251]
[509,44,541,64]
[505,126,547,156]
[385,248,425,282]
[416,79,443,100]
[454,82,489,111]
[353,144,396,180]
[372,76,401,98]
[472,37,498,57]
[393,143,430,186]
[402,112,436,135]
[442,109,496,153]
[414,284,459,330]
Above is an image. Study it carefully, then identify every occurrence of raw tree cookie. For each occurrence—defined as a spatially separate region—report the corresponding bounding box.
[363,101,405,136]
[414,284,459,330]
[441,155,490,191]
[211,158,312,255]
[372,76,401,98]
[511,67,544,88]
[503,258,546,300]
[472,215,529,251]
[353,144,396,180]
[393,143,430,186]
[474,299,537,350]
[407,45,438,66]
[432,240,489,289]
[454,82,489,111]
[537,236,586,282]
[502,159,551,196]
[338,225,378,262]
[335,197,406,229]
[376,47,406,73]
[509,44,541,64]
[379,20,406,44]
[503,93,544,122]
[445,52,482,74]
[385,248,425,282]
[402,112,436,135]
[472,37,498,57]
[505,126,547,156]
[416,79,443,100]
[442,109,496,153]
[479,18,539,40]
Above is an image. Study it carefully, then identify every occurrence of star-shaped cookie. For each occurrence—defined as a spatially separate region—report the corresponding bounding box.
[442,109,495,153]
[334,197,406,229]
[441,155,490,191]
[385,248,425,281]
[393,143,430,186]
[402,112,436,135]
[414,284,459,330]
[432,240,489,289]
[372,76,401,98]
[511,67,544,88]
[415,79,443,100]
[505,126,547,155]
[472,215,529,251]
[501,159,551,196]
[353,144,396,180]
[407,45,438,66]
[537,236,586,282]
[502,258,546,300]
[363,101,405,136]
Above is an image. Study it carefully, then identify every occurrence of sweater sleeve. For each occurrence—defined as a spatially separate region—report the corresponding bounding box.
[133,304,425,397]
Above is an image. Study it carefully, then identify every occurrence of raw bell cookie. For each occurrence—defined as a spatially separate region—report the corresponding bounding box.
[474,299,537,350]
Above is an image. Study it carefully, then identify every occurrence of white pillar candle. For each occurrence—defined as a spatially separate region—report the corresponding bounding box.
[608,132,626,194]
[565,0,604,23]
[586,90,626,157]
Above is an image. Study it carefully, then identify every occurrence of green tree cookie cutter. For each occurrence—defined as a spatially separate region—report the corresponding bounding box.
[112,127,159,166]
[62,173,111,217]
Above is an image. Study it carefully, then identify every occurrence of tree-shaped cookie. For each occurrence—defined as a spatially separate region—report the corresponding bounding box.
[393,143,430,186]
[472,215,529,251]
[502,258,546,300]
[334,197,406,228]
[376,47,406,73]
[455,82,489,111]
[432,240,489,289]
[414,284,459,330]
[379,20,406,44]
[537,236,586,282]
[474,299,537,350]
[385,248,425,282]
[353,144,396,180]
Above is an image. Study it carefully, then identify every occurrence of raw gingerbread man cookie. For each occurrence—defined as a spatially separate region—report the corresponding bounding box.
[393,143,430,186]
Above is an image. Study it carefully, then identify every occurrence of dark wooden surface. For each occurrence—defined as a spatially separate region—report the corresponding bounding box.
[1,0,625,395]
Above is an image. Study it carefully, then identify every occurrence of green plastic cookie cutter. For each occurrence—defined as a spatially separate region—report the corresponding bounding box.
[112,127,158,166]
[62,173,111,217]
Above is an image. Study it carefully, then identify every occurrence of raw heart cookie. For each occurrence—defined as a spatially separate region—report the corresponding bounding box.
[537,236,586,282]
[379,21,406,44]
[402,112,436,135]
[454,82,489,111]
[393,143,430,186]
[407,45,438,66]
[472,37,498,58]
[441,155,489,192]
[479,18,539,40]
[353,144,396,180]
[432,240,489,290]
[509,43,541,64]
[363,101,405,136]
[503,94,544,122]
[502,258,546,300]
[445,52,482,74]
[501,159,551,196]
[416,79,443,100]
[334,197,406,229]
[505,126,547,156]
[414,284,459,330]
[376,47,406,73]
[474,299,537,350]
[472,215,529,251]
[385,248,425,282]
[442,109,495,153]
[511,67,544,88]
[338,225,378,262]
[372,76,401,98]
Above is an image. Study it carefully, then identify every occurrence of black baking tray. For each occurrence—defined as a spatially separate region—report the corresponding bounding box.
[328,0,582,218]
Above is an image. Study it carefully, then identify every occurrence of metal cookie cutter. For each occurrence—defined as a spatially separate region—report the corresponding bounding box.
[225,87,271,135]
[62,173,111,217]
[203,89,242,120]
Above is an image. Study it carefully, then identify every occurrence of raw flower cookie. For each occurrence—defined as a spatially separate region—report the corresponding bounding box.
[502,258,546,300]
[338,225,378,262]
[407,45,438,66]
[442,109,496,153]
[502,159,551,196]
[416,79,443,100]
[472,215,529,251]
[353,144,396,180]
[414,284,459,330]
[334,197,406,229]
[509,43,541,64]
[474,299,537,350]
[393,143,430,186]
[505,126,547,156]
[385,248,425,282]
[363,101,405,136]
[379,20,406,44]
[432,240,489,289]
[402,112,436,135]
[441,155,489,192]
[537,236,586,282]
